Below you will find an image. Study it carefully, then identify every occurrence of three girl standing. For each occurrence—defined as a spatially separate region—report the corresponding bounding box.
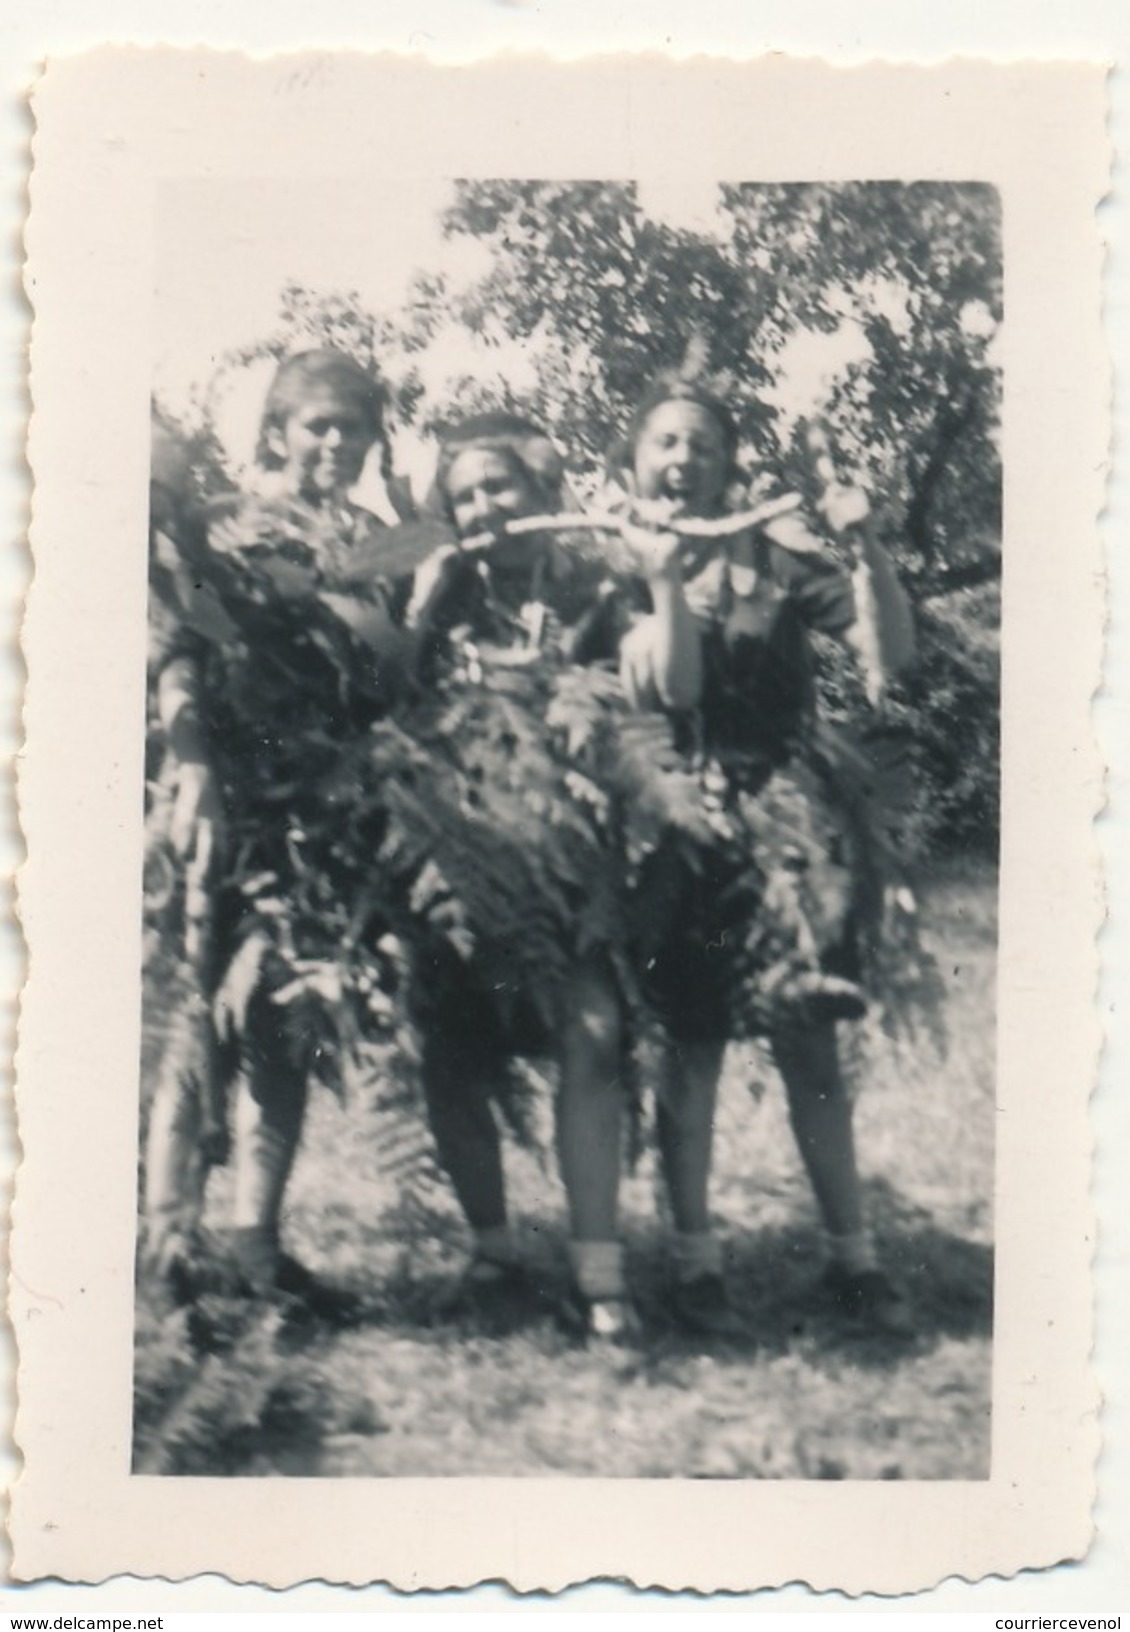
[143,343,919,1341]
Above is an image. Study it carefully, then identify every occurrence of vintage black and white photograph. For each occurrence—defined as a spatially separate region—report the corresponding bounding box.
[13,50,1104,1590]
[134,172,1000,1480]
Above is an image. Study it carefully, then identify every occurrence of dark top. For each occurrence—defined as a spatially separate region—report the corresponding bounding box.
[418,542,626,676]
[196,493,407,791]
[683,526,855,767]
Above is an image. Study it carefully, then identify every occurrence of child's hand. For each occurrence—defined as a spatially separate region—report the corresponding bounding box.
[818,482,870,537]
[405,543,462,629]
[804,421,871,538]
[617,517,684,585]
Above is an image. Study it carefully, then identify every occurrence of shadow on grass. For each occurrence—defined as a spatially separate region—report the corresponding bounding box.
[617,1177,992,1375]
[133,1206,992,1476]
[312,1174,993,1382]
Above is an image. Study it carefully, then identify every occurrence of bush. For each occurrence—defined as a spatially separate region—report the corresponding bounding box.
[903,585,1000,859]
[814,579,1000,865]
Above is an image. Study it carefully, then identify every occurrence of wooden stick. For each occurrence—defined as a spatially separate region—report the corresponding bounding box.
[493,490,803,545]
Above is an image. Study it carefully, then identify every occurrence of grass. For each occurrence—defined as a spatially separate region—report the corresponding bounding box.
[133,864,996,1480]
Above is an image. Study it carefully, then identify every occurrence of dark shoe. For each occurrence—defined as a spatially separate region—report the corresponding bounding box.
[439,1256,553,1333]
[143,1226,249,1306]
[559,1287,642,1346]
[669,1272,745,1339]
[273,1252,364,1326]
[182,1249,363,1350]
[220,1230,362,1324]
[821,1264,914,1336]
[140,1222,202,1308]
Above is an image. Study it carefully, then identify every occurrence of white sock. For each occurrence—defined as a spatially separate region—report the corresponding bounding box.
[567,1239,627,1302]
[825,1228,878,1275]
[671,1231,724,1284]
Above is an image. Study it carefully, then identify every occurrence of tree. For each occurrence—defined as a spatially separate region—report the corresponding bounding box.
[720,182,1001,593]
[430,180,1001,589]
[433,180,775,469]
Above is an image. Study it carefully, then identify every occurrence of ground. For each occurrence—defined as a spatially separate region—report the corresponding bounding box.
[133,864,995,1480]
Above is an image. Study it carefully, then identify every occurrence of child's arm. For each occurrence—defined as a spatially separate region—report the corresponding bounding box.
[764,494,916,705]
[817,481,915,675]
[799,423,917,694]
[618,522,703,711]
[843,529,917,684]
[403,541,463,637]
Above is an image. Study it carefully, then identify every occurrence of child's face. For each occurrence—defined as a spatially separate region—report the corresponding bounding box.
[269,385,374,503]
[632,399,730,515]
[444,447,543,569]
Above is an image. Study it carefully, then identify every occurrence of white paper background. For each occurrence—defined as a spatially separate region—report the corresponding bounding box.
[2,1,1127,1617]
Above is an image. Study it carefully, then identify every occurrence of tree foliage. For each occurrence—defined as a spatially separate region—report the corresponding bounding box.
[431,181,774,466]
[431,180,1002,593]
[721,183,1001,582]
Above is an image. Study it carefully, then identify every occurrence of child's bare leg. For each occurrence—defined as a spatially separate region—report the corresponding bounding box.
[769,1022,864,1242]
[141,990,225,1287]
[231,1066,305,1235]
[556,959,629,1316]
[143,1053,206,1269]
[769,1021,910,1330]
[655,1039,725,1235]
[420,1032,550,1327]
[557,959,622,1241]
[228,1013,307,1286]
[226,1039,360,1321]
[654,1039,740,1333]
[419,1036,508,1241]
